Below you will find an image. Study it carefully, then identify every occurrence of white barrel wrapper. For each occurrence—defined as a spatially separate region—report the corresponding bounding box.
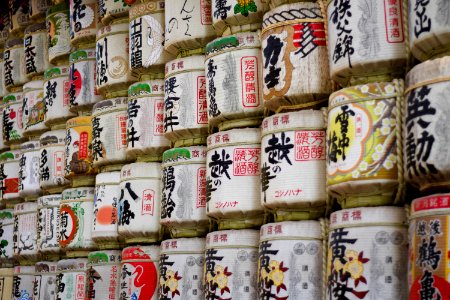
[3,38,27,91]
[24,23,50,79]
[13,265,35,300]
[99,0,131,26]
[46,4,72,65]
[2,91,25,145]
[0,150,21,203]
[32,261,58,300]
[13,202,39,260]
[37,195,61,254]
[0,209,14,262]
[22,79,49,137]
[86,250,121,300]
[69,0,98,46]
[18,140,41,199]
[0,52,5,99]
[56,258,87,300]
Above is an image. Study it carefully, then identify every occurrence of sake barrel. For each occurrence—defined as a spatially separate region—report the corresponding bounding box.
[12,265,35,300]
[259,221,324,299]
[0,100,7,151]
[13,202,39,261]
[3,38,27,91]
[9,0,31,36]
[33,261,58,300]
[261,3,331,112]
[120,245,159,300]
[327,0,407,86]
[92,171,120,249]
[24,23,50,79]
[206,128,264,229]
[99,0,131,26]
[164,56,209,146]
[86,250,121,300]
[118,162,161,244]
[205,32,264,130]
[204,229,259,299]
[0,149,21,203]
[0,268,13,299]
[409,194,450,299]
[44,65,76,127]
[2,90,26,145]
[0,52,5,99]
[40,129,71,194]
[327,206,408,299]
[46,3,72,65]
[267,0,305,9]
[159,238,205,299]
[92,98,129,167]
[0,209,14,263]
[18,140,41,200]
[69,0,98,47]
[160,146,209,238]
[129,0,174,77]
[22,79,49,137]
[59,187,96,257]
[327,81,403,208]
[164,0,215,55]
[65,116,98,181]
[69,48,103,113]
[261,110,326,220]
[55,258,87,299]
[0,11,10,47]
[30,0,52,21]
[211,0,268,36]
[96,20,138,98]
[404,57,450,192]
[126,80,170,160]
[37,195,61,255]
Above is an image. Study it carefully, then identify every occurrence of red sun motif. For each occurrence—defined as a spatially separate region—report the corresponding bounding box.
[9,110,16,120]
[72,68,82,101]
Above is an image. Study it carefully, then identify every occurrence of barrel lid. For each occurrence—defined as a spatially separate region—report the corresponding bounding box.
[122,246,160,262]
[120,162,161,181]
[262,110,326,137]
[96,21,128,40]
[35,261,58,273]
[37,194,62,208]
[161,238,206,254]
[206,229,259,248]
[96,171,121,185]
[66,116,92,128]
[260,221,322,241]
[40,129,66,146]
[5,38,23,48]
[14,265,35,274]
[46,2,69,17]
[128,80,165,98]
[162,146,207,166]
[165,55,205,78]
[207,128,261,151]
[129,0,165,20]
[406,56,450,93]
[20,140,40,151]
[329,206,407,230]
[23,79,44,91]
[88,250,122,265]
[0,149,21,161]
[14,202,38,214]
[205,32,260,58]
[411,194,450,217]
[24,22,47,35]
[92,97,128,116]
[262,2,323,31]
[57,258,88,272]
[69,48,95,63]
[62,187,95,201]
[44,65,69,80]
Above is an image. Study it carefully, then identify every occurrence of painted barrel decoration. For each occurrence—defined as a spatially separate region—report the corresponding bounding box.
[262,3,331,112]
[92,98,128,167]
[56,258,87,299]
[159,238,205,299]
[46,3,72,65]
[0,268,13,299]
[409,194,450,299]
[327,81,403,208]
[12,265,35,300]
[164,0,215,55]
[404,57,450,192]
[30,0,52,21]
[4,38,27,91]
[40,129,70,193]
[161,146,209,238]
[0,11,10,46]
[0,150,21,203]
[22,79,49,137]
[69,48,102,113]
[129,0,174,77]
[327,206,408,299]
[93,171,120,248]
[259,221,323,299]
[18,140,41,199]
[86,250,121,300]
[206,128,264,229]
[59,187,96,255]
[3,90,25,145]
[0,209,14,263]
[261,110,326,220]
[205,32,264,130]
[65,116,97,179]
[69,0,98,47]
[120,245,159,300]
[44,65,76,127]
[33,261,58,300]
[24,23,50,79]
[204,229,259,299]
[118,162,161,244]
[9,0,31,36]
[126,80,170,160]
[211,0,268,35]
[327,0,406,86]
[96,20,137,98]
[164,56,209,145]
[99,0,131,26]
[13,202,39,261]
[37,195,61,255]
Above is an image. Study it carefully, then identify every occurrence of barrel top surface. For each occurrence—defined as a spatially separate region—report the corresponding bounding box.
[92,97,128,116]
[330,206,407,229]
[206,229,259,248]
[128,80,165,97]
[406,56,450,90]
[62,187,95,200]
[411,194,450,217]
[121,162,162,180]
[162,146,207,165]
[207,128,261,150]
[260,220,322,240]
[44,65,69,79]
[205,32,261,58]
[96,21,128,40]
[122,245,160,262]
[262,110,326,136]
[165,55,206,77]
[40,129,66,146]
[161,238,206,254]
[96,171,121,184]
[88,250,122,264]
[14,201,38,214]
[66,116,93,127]
[57,258,88,271]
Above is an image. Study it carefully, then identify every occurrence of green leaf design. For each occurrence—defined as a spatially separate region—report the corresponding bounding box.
[234,3,242,14]
[249,2,257,12]
[0,240,8,248]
